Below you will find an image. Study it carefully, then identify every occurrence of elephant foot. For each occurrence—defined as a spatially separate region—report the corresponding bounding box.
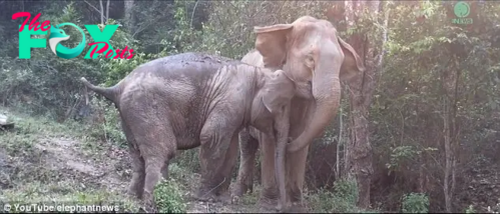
[231,182,253,198]
[126,189,141,200]
[230,195,241,205]
[194,189,217,202]
[230,190,242,205]
[138,197,158,213]
[287,202,309,213]
[215,191,232,204]
[139,204,157,213]
[258,197,306,213]
[194,188,231,204]
[258,197,279,212]
[231,182,253,204]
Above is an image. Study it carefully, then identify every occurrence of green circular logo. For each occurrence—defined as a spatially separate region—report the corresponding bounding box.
[48,23,86,59]
[454,1,470,18]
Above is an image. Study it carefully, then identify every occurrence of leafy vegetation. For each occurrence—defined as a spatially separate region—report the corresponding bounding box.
[401,193,430,213]
[154,179,187,213]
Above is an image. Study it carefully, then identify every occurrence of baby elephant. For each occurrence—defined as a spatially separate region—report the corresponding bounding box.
[79,52,300,212]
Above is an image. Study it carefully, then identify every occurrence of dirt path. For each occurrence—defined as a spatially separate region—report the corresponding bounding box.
[6,132,262,213]
[33,136,129,192]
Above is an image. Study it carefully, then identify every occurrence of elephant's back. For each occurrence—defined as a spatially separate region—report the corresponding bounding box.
[119,53,243,149]
[150,52,236,65]
[130,52,239,83]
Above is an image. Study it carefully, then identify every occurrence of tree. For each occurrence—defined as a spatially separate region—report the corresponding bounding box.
[341,0,389,208]
[124,0,134,30]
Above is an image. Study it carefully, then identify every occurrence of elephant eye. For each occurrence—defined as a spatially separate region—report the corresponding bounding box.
[305,54,315,68]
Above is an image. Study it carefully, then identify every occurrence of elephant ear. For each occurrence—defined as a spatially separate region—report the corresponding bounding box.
[254,24,294,68]
[337,36,365,81]
[261,71,295,115]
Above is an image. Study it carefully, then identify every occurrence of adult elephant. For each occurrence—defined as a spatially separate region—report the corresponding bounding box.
[233,16,365,210]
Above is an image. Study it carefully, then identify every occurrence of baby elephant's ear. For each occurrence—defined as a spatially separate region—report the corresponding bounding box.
[261,71,294,114]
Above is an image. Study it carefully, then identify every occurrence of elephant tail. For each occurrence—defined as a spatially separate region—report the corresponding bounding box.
[80,77,119,104]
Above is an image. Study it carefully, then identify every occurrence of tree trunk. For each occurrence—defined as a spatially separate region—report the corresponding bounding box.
[106,0,110,23]
[443,97,452,213]
[343,0,388,209]
[336,106,343,179]
[99,0,104,25]
[124,0,135,30]
[442,57,460,213]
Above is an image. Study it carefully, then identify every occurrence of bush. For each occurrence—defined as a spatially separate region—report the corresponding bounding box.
[309,179,362,213]
[154,178,186,213]
[80,96,127,148]
[401,193,429,213]
[465,205,476,213]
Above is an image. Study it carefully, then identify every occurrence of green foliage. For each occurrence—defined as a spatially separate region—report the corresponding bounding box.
[401,193,429,213]
[86,98,127,147]
[334,179,359,205]
[170,149,200,173]
[96,19,146,86]
[465,205,476,213]
[154,178,187,213]
[386,146,419,171]
[167,1,204,53]
[100,52,152,87]
[369,1,500,212]
[0,3,100,116]
[309,179,362,213]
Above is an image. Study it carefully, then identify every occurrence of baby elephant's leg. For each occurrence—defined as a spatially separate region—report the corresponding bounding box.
[139,131,176,212]
[122,122,145,199]
[233,127,259,199]
[121,105,177,212]
[128,146,145,199]
[161,160,170,179]
[196,112,240,203]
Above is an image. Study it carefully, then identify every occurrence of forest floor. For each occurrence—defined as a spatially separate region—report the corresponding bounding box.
[0,107,323,213]
[0,108,258,213]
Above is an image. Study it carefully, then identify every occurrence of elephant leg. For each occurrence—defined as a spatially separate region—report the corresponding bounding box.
[197,116,239,203]
[161,163,169,179]
[233,127,259,198]
[258,133,279,210]
[217,132,240,202]
[142,157,164,212]
[120,106,176,212]
[286,146,309,208]
[139,132,175,212]
[162,153,176,179]
[122,122,145,199]
[285,98,312,211]
[128,146,145,199]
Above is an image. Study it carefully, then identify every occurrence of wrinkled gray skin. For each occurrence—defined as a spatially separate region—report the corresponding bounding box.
[232,16,365,212]
[79,52,305,212]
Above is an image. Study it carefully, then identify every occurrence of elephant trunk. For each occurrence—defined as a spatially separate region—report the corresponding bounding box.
[275,103,291,211]
[287,52,342,153]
